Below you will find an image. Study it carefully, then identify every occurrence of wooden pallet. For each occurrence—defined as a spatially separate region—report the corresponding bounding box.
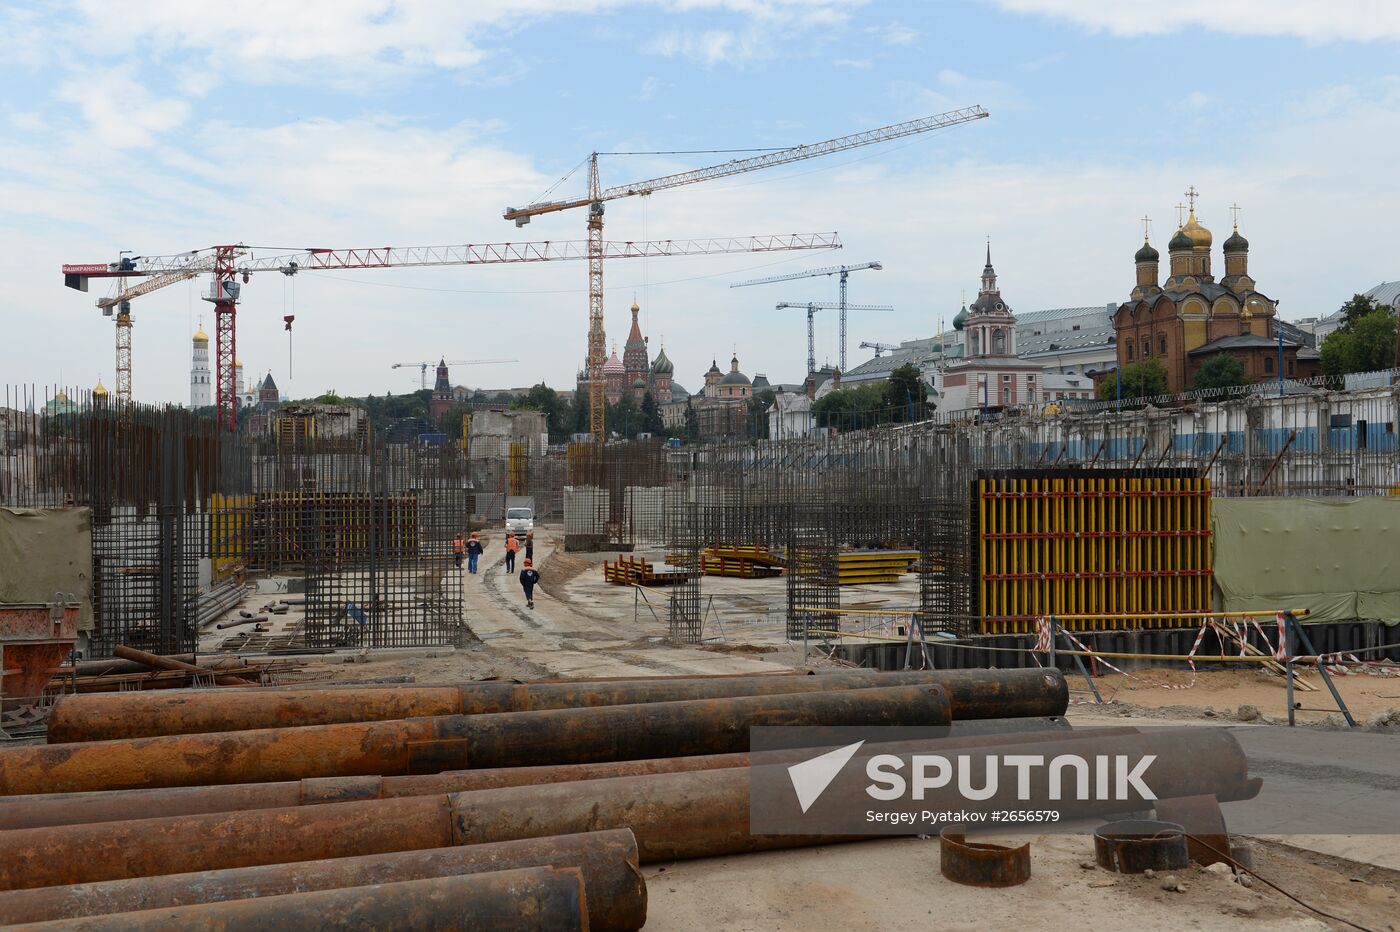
[602,555,688,587]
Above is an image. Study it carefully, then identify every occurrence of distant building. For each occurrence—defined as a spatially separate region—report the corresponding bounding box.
[466,409,547,459]
[768,391,815,439]
[697,354,753,439]
[428,358,454,424]
[575,300,677,408]
[189,324,211,408]
[938,246,1044,413]
[1113,192,1318,392]
[245,373,281,435]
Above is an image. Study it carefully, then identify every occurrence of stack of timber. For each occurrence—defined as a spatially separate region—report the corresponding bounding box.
[601,555,688,587]
[837,549,918,585]
[701,546,785,579]
[0,667,1265,928]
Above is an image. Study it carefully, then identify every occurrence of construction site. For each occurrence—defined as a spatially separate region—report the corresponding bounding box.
[2,68,1400,931]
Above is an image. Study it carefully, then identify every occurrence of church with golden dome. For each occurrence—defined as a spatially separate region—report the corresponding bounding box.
[1113,187,1318,393]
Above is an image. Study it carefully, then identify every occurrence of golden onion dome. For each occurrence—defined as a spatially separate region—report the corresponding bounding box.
[193,326,209,343]
[92,380,108,397]
[1180,208,1212,248]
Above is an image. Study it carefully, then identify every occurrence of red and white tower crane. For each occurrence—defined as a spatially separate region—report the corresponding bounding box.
[62,232,839,429]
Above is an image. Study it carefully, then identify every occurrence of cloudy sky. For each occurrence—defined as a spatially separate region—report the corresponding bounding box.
[4,0,1399,403]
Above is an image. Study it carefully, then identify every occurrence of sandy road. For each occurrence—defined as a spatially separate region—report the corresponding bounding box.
[461,526,797,679]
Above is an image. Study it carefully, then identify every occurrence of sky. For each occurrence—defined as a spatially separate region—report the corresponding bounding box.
[4,0,1400,404]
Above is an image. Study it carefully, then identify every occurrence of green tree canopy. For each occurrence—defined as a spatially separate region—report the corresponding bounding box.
[511,382,575,443]
[606,393,643,439]
[813,383,889,431]
[1338,293,1388,329]
[746,388,776,439]
[640,391,665,435]
[683,399,700,443]
[1192,355,1250,392]
[882,363,929,421]
[1097,357,1169,401]
[1321,309,1397,378]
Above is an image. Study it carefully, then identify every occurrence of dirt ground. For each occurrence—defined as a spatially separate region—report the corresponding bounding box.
[645,834,1400,931]
[1068,667,1400,725]
[236,525,1400,929]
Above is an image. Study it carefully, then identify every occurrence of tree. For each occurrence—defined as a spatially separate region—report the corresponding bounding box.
[640,391,665,435]
[1338,293,1387,330]
[883,363,928,422]
[746,388,775,439]
[1192,355,1250,392]
[683,399,700,443]
[606,394,643,439]
[1321,309,1398,378]
[813,383,888,431]
[1096,357,1168,401]
[511,382,574,443]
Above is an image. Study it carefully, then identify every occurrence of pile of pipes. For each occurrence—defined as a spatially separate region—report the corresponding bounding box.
[0,668,1257,929]
[48,646,293,694]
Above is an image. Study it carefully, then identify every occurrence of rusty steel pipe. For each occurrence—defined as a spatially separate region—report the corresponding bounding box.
[110,645,253,687]
[0,722,1109,831]
[0,729,1254,891]
[3,867,588,932]
[0,830,643,930]
[0,685,952,796]
[45,669,1066,742]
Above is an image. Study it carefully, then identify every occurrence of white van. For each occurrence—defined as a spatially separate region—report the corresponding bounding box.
[505,506,534,535]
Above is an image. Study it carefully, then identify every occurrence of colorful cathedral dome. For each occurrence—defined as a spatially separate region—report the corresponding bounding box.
[650,346,674,375]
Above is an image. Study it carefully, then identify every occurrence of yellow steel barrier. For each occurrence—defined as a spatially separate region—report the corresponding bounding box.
[975,473,1213,635]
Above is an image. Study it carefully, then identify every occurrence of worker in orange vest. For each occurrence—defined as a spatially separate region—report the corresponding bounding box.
[504,532,519,573]
[452,532,466,569]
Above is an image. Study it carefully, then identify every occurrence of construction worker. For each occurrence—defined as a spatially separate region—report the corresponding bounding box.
[524,532,534,562]
[504,531,519,573]
[465,532,484,575]
[452,532,466,569]
[519,557,540,609]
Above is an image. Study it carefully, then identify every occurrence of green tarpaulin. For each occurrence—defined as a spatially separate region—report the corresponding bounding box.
[1212,497,1400,625]
[0,507,94,631]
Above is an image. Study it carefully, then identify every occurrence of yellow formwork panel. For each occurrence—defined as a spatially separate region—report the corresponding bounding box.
[975,473,1213,634]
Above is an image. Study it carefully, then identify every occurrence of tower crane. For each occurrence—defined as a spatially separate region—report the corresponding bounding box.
[391,359,516,391]
[502,106,989,439]
[63,232,838,428]
[776,302,893,376]
[860,341,901,357]
[733,260,884,371]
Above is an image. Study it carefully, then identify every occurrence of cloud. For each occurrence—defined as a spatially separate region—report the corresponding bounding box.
[895,69,1019,113]
[633,76,667,100]
[1185,90,1210,110]
[55,0,863,88]
[866,21,918,45]
[56,68,189,149]
[986,0,1400,42]
[649,28,750,63]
